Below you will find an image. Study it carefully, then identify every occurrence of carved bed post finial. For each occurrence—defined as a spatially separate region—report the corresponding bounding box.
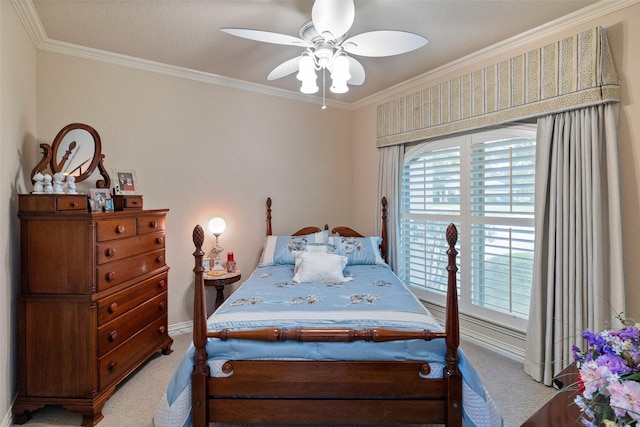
[191,224,209,426]
[266,197,273,236]
[445,224,459,357]
[193,224,205,250]
[444,223,462,424]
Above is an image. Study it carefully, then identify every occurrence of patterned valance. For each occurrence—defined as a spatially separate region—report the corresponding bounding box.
[376,26,620,147]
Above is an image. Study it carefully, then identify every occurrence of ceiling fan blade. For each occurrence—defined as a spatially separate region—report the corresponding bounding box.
[311,0,355,40]
[343,30,428,57]
[347,56,365,85]
[267,57,301,81]
[221,28,306,47]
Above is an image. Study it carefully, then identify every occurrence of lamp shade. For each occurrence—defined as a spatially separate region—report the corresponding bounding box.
[296,52,316,81]
[208,217,226,235]
[331,53,351,80]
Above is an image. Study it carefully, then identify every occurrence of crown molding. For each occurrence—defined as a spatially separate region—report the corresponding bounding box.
[12,0,636,112]
[10,0,351,110]
[352,0,640,109]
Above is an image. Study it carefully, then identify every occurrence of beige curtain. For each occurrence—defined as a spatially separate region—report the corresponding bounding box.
[524,103,625,386]
[377,144,403,271]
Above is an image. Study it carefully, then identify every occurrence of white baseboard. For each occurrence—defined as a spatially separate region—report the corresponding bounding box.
[421,301,526,362]
[3,395,16,427]
[169,320,193,336]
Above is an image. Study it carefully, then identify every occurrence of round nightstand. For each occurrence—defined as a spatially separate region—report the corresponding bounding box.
[203,270,241,310]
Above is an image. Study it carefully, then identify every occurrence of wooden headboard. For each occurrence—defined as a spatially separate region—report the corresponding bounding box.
[264,196,388,263]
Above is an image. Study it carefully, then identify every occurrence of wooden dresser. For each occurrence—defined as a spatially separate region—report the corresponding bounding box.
[14,194,173,426]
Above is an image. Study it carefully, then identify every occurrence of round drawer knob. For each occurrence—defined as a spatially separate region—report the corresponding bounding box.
[158,279,166,289]
[109,330,118,342]
[108,361,118,372]
[150,221,158,228]
[71,202,78,207]
[156,255,164,264]
[106,272,116,282]
[158,326,166,335]
[116,225,125,234]
[156,237,164,245]
[158,302,165,311]
[108,302,118,313]
[105,248,116,257]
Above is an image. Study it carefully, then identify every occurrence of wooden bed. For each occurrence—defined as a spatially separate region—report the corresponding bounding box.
[189,197,462,426]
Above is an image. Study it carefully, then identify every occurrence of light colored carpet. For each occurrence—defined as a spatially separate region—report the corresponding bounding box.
[12,332,556,427]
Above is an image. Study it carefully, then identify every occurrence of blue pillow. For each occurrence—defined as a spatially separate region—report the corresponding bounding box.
[330,236,385,266]
[259,231,328,266]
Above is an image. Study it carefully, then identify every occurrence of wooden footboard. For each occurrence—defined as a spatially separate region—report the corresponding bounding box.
[191,198,462,426]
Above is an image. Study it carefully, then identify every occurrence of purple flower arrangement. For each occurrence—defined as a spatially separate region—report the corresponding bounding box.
[572,321,640,426]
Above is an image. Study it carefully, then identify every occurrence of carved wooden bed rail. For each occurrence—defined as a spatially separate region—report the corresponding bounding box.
[206,327,447,343]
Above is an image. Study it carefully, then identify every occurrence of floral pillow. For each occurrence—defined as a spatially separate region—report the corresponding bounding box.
[291,252,352,284]
[329,236,385,266]
[259,231,328,266]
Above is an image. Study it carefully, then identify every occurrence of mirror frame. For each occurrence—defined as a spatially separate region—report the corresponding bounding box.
[31,123,111,189]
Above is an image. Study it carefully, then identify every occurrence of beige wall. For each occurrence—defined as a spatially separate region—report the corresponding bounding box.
[351,2,640,326]
[34,52,354,323]
[1,0,38,422]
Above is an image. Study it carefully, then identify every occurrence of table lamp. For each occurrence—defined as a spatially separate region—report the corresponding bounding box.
[208,217,226,271]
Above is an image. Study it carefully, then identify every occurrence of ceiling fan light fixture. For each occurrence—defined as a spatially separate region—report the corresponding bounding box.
[329,52,350,94]
[314,44,333,68]
[330,80,349,94]
[330,53,350,80]
[225,0,427,104]
[297,51,316,81]
[300,78,319,94]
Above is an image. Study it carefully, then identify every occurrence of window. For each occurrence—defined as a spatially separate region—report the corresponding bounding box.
[399,125,536,330]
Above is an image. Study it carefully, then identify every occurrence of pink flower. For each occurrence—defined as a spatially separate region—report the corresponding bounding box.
[608,379,640,421]
[580,363,613,399]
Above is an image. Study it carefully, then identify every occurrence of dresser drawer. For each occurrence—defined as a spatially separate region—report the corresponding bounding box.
[56,195,88,211]
[98,272,167,325]
[98,292,167,356]
[99,314,168,389]
[113,195,143,210]
[96,232,165,265]
[19,194,87,212]
[96,217,137,242]
[96,249,165,291]
[138,214,166,235]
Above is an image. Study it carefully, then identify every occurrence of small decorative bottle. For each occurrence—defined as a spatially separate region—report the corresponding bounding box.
[226,252,236,273]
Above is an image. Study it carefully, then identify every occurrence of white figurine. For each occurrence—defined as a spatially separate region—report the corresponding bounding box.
[53,172,65,193]
[43,174,53,194]
[66,175,77,194]
[32,172,44,193]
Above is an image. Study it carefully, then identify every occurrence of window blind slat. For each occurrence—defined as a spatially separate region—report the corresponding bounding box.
[401,126,536,323]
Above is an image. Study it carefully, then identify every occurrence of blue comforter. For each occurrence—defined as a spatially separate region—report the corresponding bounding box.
[153,264,503,427]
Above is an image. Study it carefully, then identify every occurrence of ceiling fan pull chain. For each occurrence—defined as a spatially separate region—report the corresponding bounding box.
[322,68,327,110]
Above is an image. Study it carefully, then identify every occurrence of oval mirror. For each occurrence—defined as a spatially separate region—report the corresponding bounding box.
[31,123,111,188]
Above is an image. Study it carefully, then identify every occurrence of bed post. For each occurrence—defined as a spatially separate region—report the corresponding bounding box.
[191,225,209,427]
[266,197,273,236]
[445,224,462,426]
[380,197,388,263]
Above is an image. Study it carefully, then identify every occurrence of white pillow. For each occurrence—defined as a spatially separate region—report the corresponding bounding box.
[291,252,352,284]
[259,231,327,266]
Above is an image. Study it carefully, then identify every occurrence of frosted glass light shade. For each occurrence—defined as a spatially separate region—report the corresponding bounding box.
[208,217,226,235]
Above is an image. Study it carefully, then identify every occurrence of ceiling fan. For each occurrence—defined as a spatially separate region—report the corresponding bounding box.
[221,0,428,97]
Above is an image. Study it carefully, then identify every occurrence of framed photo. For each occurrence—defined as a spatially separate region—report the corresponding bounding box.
[112,169,138,195]
[202,257,212,272]
[89,188,112,213]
